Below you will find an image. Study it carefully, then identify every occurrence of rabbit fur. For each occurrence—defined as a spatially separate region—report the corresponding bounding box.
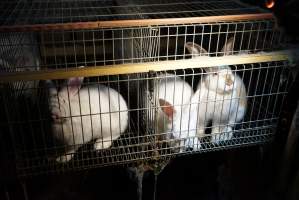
[147,73,201,152]
[47,76,128,162]
[185,37,247,144]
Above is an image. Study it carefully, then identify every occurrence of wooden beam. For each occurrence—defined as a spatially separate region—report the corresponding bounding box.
[0,51,290,82]
[0,13,274,32]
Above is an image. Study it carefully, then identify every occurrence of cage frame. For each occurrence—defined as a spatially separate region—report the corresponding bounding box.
[0,51,291,82]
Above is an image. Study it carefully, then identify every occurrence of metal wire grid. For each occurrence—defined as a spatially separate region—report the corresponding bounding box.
[0,32,40,99]
[0,60,292,176]
[0,0,267,26]
[144,62,291,153]
[0,7,289,177]
[0,19,283,74]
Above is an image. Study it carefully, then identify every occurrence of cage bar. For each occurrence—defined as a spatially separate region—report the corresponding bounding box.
[0,52,290,82]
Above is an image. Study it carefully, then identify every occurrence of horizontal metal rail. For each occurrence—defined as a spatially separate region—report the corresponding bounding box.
[0,51,291,82]
[0,13,274,32]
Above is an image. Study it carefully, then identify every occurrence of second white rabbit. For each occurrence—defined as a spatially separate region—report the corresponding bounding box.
[147,73,201,152]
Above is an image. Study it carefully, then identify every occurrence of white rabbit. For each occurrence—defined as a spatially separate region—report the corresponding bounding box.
[47,75,128,162]
[147,73,201,152]
[185,37,247,144]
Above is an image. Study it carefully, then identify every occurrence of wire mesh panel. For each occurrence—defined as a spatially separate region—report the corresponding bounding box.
[0,19,284,74]
[0,32,40,99]
[0,60,293,176]
[144,61,292,154]
[0,0,268,26]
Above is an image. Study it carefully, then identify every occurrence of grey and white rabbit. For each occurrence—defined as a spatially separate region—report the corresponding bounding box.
[47,74,128,162]
[185,37,247,144]
[147,73,201,151]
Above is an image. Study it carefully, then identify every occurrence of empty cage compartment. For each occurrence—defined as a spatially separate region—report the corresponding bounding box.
[0,32,41,99]
[0,1,285,72]
[10,20,284,70]
[0,0,295,177]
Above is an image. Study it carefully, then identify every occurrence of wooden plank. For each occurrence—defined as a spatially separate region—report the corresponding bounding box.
[0,51,289,82]
[0,13,274,32]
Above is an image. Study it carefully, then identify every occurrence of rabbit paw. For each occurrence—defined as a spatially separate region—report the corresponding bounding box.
[56,154,73,163]
[94,139,112,150]
[182,137,201,152]
[211,126,233,144]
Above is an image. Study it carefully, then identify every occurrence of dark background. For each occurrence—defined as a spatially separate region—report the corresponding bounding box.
[1,1,299,200]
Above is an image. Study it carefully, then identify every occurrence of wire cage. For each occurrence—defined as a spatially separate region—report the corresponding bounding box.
[0,20,284,72]
[0,0,270,26]
[0,0,295,177]
[0,61,293,176]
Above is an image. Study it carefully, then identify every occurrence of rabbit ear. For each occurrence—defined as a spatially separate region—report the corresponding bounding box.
[159,99,176,120]
[221,37,235,55]
[185,42,208,57]
[67,77,84,96]
[45,80,57,96]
